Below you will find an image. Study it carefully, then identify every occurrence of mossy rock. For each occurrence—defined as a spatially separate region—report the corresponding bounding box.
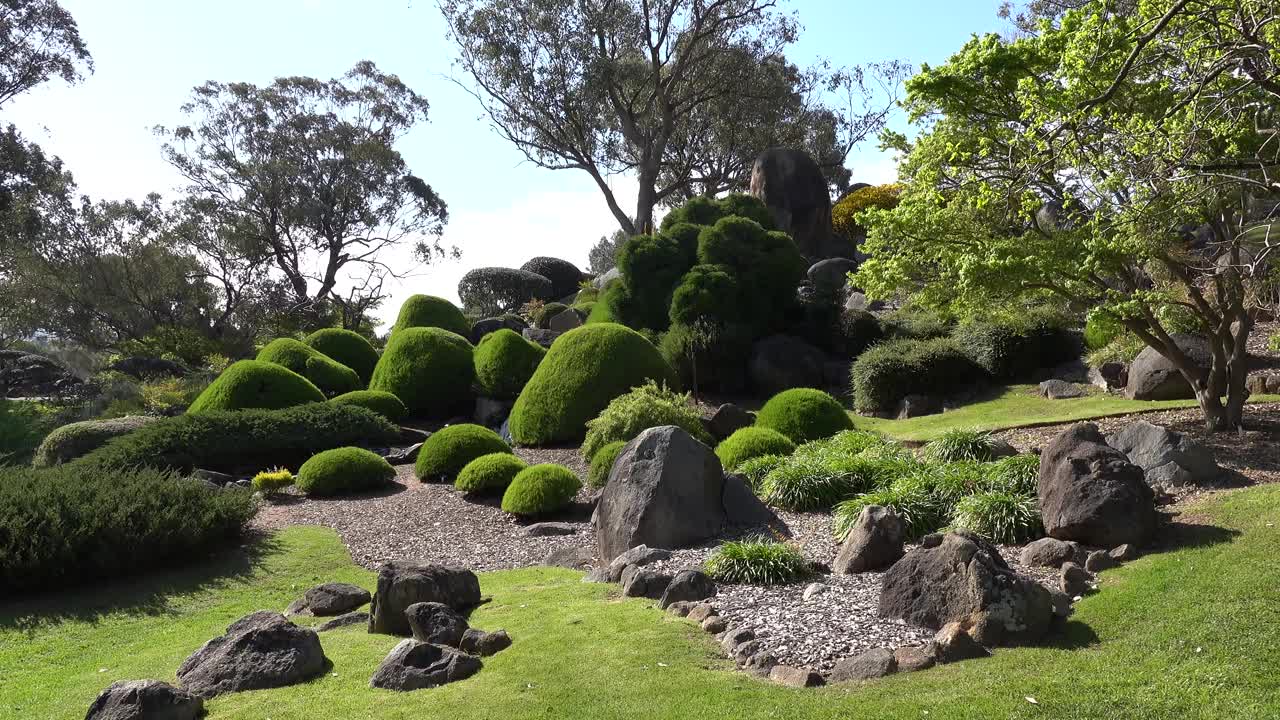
[392,294,471,337]
[368,327,474,419]
[588,440,626,489]
[305,328,380,385]
[455,452,528,494]
[415,423,512,482]
[473,329,546,401]
[501,463,581,516]
[508,324,678,446]
[188,360,326,414]
[330,390,407,423]
[295,446,395,496]
[256,338,361,395]
[714,426,796,472]
[32,415,161,468]
[755,388,853,444]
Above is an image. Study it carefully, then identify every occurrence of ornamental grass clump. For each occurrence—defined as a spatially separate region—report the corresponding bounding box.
[735,454,786,493]
[759,435,916,512]
[923,428,999,462]
[704,537,808,585]
[455,452,527,495]
[833,477,942,541]
[985,453,1040,496]
[951,491,1042,544]
[501,463,581,516]
[581,380,711,461]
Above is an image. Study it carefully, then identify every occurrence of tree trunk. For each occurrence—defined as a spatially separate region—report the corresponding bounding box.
[634,167,659,236]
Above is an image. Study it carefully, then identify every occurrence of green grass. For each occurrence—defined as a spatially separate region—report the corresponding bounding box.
[6,485,1280,718]
[852,383,1280,441]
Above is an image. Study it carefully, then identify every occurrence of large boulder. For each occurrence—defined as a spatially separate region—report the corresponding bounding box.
[470,315,528,344]
[878,532,1053,647]
[302,582,371,616]
[749,147,841,261]
[748,334,826,396]
[1105,420,1220,488]
[833,505,904,574]
[176,611,327,698]
[86,680,203,720]
[1125,334,1211,400]
[1038,423,1157,547]
[405,602,469,647]
[368,561,482,636]
[0,352,81,398]
[595,426,727,563]
[807,258,859,296]
[369,640,482,691]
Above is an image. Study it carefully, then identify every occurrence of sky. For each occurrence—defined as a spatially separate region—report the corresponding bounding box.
[3,0,1008,329]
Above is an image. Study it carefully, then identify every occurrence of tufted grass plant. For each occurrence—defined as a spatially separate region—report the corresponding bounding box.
[833,477,942,541]
[704,537,809,585]
[951,491,1042,544]
[923,427,999,462]
[735,454,786,493]
[985,453,1041,495]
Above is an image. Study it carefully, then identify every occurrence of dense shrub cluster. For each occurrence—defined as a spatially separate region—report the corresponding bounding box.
[952,312,1077,380]
[501,463,581,515]
[455,452,527,494]
[458,267,554,317]
[369,327,475,419]
[330,390,408,423]
[0,399,57,466]
[659,320,753,394]
[831,183,902,237]
[704,537,808,585]
[188,360,326,414]
[473,329,546,400]
[295,446,395,496]
[588,440,626,488]
[32,415,157,468]
[616,233,692,331]
[849,337,985,414]
[696,215,807,333]
[392,294,471,337]
[951,491,1042,543]
[881,306,952,339]
[755,388,854,444]
[257,338,362,396]
[581,380,711,461]
[415,423,512,482]
[304,328,380,385]
[520,256,584,299]
[714,426,796,472]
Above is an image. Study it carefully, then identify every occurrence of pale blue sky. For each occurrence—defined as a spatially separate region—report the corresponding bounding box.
[4,0,1006,327]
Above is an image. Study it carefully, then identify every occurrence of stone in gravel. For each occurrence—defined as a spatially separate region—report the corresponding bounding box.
[1085,550,1119,573]
[544,546,594,570]
[933,623,989,663]
[721,627,755,655]
[86,679,203,720]
[1106,420,1220,487]
[722,473,783,530]
[368,561,481,636]
[742,651,778,677]
[1019,537,1080,569]
[769,665,824,687]
[802,583,828,601]
[595,426,727,563]
[317,611,369,632]
[686,603,716,623]
[177,611,327,698]
[702,616,727,634]
[459,628,512,657]
[705,403,754,441]
[659,569,716,609]
[1060,562,1092,597]
[620,566,672,600]
[603,545,671,582]
[1038,423,1156,548]
[989,438,1019,458]
[665,601,695,617]
[894,644,938,673]
[1109,544,1139,561]
[1039,379,1084,399]
[732,639,763,663]
[303,582,370,616]
[406,602,469,647]
[829,647,898,682]
[1049,590,1073,618]
[384,443,423,466]
[370,639,482,691]
[524,522,579,537]
[833,505,904,574]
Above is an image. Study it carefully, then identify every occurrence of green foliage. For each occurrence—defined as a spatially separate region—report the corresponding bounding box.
[616,233,692,331]
[704,538,808,585]
[588,440,626,489]
[393,294,471,337]
[456,452,528,494]
[833,477,942,541]
[520,256,584,299]
[735,454,785,493]
[0,399,56,466]
[659,320,753,394]
[0,464,255,592]
[501,463,581,516]
[509,324,678,446]
[330,390,408,423]
[581,380,711,461]
[369,326,475,419]
[295,446,395,496]
[757,433,909,512]
[256,338,362,396]
[951,491,1042,544]
[755,388,853,444]
[304,328,380,385]
[881,306,952,339]
[715,193,776,229]
[659,193,775,234]
[473,329,546,400]
[850,337,985,414]
[533,301,568,329]
[923,428,999,462]
[832,183,902,237]
[1085,333,1148,367]
[76,403,399,475]
[833,309,884,358]
[696,216,805,333]
[187,360,326,414]
[415,423,512,481]
[139,374,211,415]
[714,426,796,472]
[668,264,738,327]
[587,285,622,324]
[457,267,555,317]
[986,453,1040,496]
[1084,312,1123,350]
[32,416,157,468]
[251,467,294,495]
[1270,332,1280,353]
[952,313,1078,380]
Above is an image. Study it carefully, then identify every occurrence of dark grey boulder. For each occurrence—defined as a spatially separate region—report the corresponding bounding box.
[406,602,469,647]
[1085,550,1119,573]
[1109,543,1140,561]
[86,680,203,720]
[522,328,562,348]
[748,334,826,396]
[705,403,754,441]
[829,647,897,682]
[317,611,369,632]
[459,628,512,657]
[548,308,583,332]
[833,505,904,574]
[1038,423,1157,547]
[933,623,990,663]
[369,640,482,691]
[470,315,528,344]
[524,521,579,537]
[383,442,423,466]
[749,147,841,261]
[544,546,594,570]
[1060,562,1092,596]
[1125,334,1211,400]
[1039,379,1084,399]
[620,565,672,600]
[807,258,859,296]
[303,582,370,616]
[721,474,784,530]
[659,569,716,609]
[368,561,482,636]
[176,611,327,698]
[1018,537,1081,569]
[592,266,621,289]
[1105,420,1219,488]
[687,603,717,623]
[769,665,825,687]
[720,626,755,655]
[474,397,514,427]
[1090,362,1128,390]
[596,544,672,583]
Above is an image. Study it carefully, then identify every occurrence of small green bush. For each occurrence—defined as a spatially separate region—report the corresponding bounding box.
[295,446,395,496]
[1268,332,1280,353]
[951,491,1042,544]
[369,326,475,419]
[715,426,796,472]
[32,415,159,468]
[456,452,528,494]
[696,216,805,334]
[473,329,546,400]
[415,423,512,482]
[716,192,776,229]
[735,454,786,493]
[587,283,623,324]
[659,195,724,232]
[0,398,56,466]
[392,294,471,337]
[1083,312,1123,350]
[668,264,739,327]
[755,388,853,444]
[581,380,711,461]
[588,440,626,489]
[850,337,985,414]
[305,328,380,385]
[924,428,999,462]
[188,360,326,414]
[501,463,582,515]
[251,467,294,495]
[659,320,753,395]
[704,538,808,585]
[256,338,362,396]
[1085,333,1147,366]
[330,390,408,423]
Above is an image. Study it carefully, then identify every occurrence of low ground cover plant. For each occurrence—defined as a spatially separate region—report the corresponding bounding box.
[950,491,1042,544]
[581,380,711,460]
[923,428,999,462]
[455,452,527,494]
[501,463,581,515]
[295,446,396,496]
[704,537,809,585]
[31,415,157,468]
[415,424,512,482]
[0,399,57,466]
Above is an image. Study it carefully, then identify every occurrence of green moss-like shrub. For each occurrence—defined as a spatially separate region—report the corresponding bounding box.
[668,264,739,327]
[716,192,776,229]
[704,537,808,585]
[76,403,399,475]
[304,328,380,385]
[415,423,512,482]
[330,390,408,423]
[368,326,475,418]
[501,463,582,516]
[31,415,159,468]
[587,287,621,324]
[509,324,678,446]
[715,426,796,472]
[473,329,546,400]
[849,337,986,414]
[881,306,952,339]
[455,452,527,494]
[256,338,361,396]
[923,428,999,463]
[659,195,723,232]
[187,360,326,414]
[251,467,294,495]
[588,440,626,489]
[532,301,569,329]
[951,491,1042,544]
[392,294,471,337]
[755,388,853,444]
[295,446,395,496]
[581,380,711,461]
[0,464,255,592]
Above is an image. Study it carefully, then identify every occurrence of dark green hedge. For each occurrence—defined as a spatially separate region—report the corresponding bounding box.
[850,337,986,413]
[952,314,1078,380]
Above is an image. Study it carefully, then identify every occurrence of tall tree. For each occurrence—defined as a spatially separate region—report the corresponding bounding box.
[440,0,904,235]
[0,0,90,108]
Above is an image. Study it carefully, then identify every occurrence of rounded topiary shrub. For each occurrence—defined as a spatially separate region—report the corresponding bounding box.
[188,360,325,414]
[755,388,853,444]
[392,294,471,337]
[668,263,739,327]
[508,324,679,446]
[415,423,512,482]
[617,233,693,331]
[520,256,584,299]
[330,390,408,423]
[715,426,797,472]
[501,463,581,516]
[588,440,626,488]
[304,328,380,385]
[32,415,159,468]
[455,452,527,495]
[368,326,474,418]
[257,338,361,396]
[295,446,395,497]
[473,329,546,400]
[458,267,554,317]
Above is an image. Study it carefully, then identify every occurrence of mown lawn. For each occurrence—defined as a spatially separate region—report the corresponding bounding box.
[852,384,1280,441]
[4,485,1280,719]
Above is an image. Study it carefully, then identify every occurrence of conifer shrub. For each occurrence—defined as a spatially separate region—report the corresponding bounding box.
[187,360,326,414]
[458,267,554,317]
[304,328,380,385]
[368,326,474,418]
[415,423,512,482]
[295,446,395,496]
[392,294,471,337]
[849,337,985,414]
[668,264,739,327]
[616,233,692,331]
[588,440,626,489]
[330,390,408,423]
[256,337,362,396]
[755,388,853,444]
[714,426,796,472]
[580,380,711,461]
[31,415,158,468]
[501,463,581,515]
[473,328,546,400]
[455,452,527,494]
